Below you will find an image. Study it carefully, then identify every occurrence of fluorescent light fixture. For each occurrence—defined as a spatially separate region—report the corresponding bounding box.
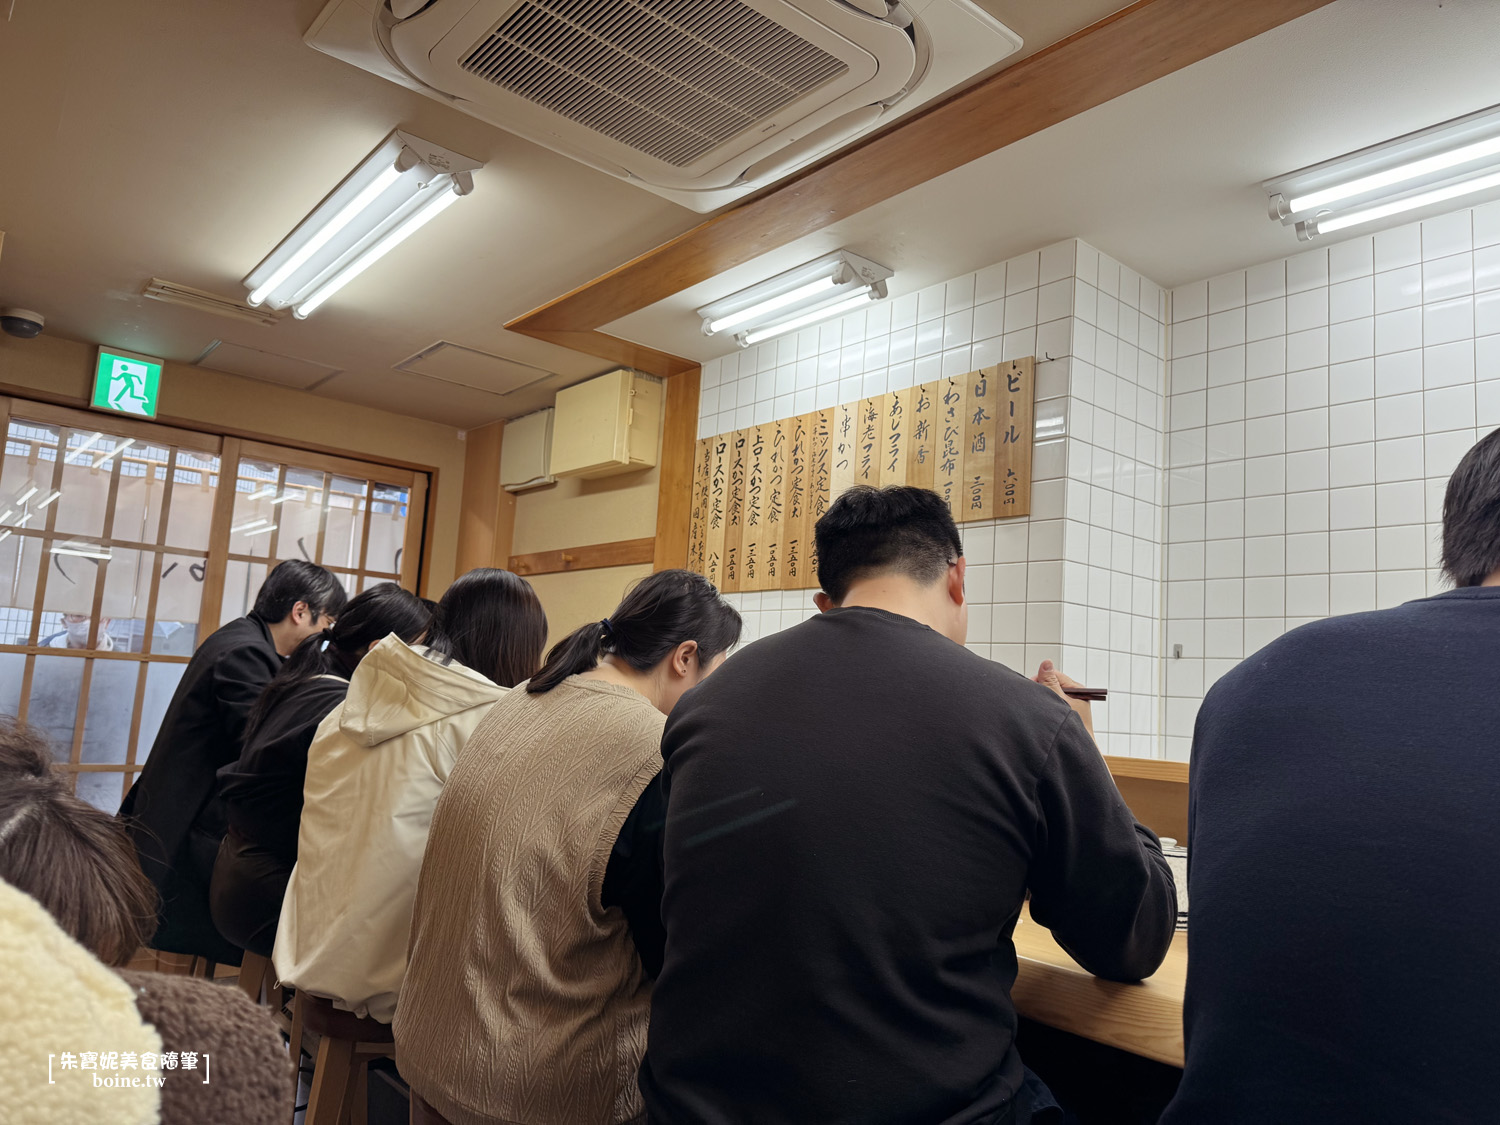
[91,439,136,469]
[243,129,482,317]
[246,486,277,501]
[705,276,839,334]
[293,182,462,319]
[0,510,11,524]
[50,542,112,561]
[0,530,10,544]
[233,518,271,533]
[14,485,37,505]
[269,490,303,506]
[242,524,277,538]
[697,250,893,348]
[1317,169,1500,235]
[741,290,881,346]
[36,489,62,510]
[1266,102,1500,240]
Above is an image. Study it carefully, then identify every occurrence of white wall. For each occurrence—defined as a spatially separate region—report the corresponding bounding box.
[695,201,1500,763]
[1162,200,1500,760]
[697,239,1169,757]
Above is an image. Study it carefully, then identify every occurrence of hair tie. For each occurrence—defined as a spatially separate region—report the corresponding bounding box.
[600,618,614,638]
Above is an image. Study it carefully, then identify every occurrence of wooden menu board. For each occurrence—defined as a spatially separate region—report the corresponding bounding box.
[765,418,787,588]
[806,408,833,588]
[688,438,711,575]
[721,430,747,591]
[703,433,729,589]
[692,359,1034,592]
[742,424,768,590]
[994,358,1036,517]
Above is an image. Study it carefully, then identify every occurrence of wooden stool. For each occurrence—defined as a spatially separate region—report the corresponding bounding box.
[293,991,395,1125]
[236,950,277,1006]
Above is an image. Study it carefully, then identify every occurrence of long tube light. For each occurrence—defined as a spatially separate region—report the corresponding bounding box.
[14,485,38,505]
[36,489,62,510]
[706,276,839,335]
[696,249,894,349]
[293,182,462,319]
[243,129,481,317]
[1317,169,1500,235]
[1288,134,1500,214]
[247,164,406,306]
[741,288,882,346]
[1266,102,1500,241]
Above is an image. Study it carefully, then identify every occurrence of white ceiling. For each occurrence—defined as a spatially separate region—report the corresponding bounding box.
[608,0,1500,363]
[3,0,1498,425]
[0,0,1125,427]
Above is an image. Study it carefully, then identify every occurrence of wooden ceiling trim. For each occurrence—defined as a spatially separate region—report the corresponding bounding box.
[511,327,698,379]
[506,0,1335,365]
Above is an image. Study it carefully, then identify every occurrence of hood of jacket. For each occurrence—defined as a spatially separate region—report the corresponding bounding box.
[338,634,505,748]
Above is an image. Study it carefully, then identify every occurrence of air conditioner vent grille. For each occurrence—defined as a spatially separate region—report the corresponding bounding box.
[460,0,848,167]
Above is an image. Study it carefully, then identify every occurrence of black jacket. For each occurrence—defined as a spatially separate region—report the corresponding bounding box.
[120,614,281,958]
[641,607,1176,1125]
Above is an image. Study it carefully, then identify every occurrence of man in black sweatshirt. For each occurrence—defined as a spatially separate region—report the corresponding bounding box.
[642,485,1176,1125]
[1161,428,1500,1124]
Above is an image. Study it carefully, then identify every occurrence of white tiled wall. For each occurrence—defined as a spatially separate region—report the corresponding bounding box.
[1162,200,1500,760]
[1058,244,1168,758]
[699,239,1169,757]
[696,203,1500,761]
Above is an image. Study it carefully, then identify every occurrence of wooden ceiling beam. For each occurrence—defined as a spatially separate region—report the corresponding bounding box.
[507,0,1336,371]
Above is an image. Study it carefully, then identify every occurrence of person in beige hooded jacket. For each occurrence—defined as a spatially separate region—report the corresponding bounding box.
[273,569,546,1023]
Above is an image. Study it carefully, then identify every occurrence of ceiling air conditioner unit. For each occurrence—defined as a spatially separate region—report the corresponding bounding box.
[305,0,1021,212]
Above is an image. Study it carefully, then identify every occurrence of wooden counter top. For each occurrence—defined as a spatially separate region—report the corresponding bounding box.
[1011,909,1186,1068]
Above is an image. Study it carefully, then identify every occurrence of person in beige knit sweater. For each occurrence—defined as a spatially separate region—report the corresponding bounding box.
[395,570,741,1125]
[0,720,293,1125]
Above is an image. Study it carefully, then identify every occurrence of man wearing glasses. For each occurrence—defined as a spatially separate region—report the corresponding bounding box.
[120,559,345,966]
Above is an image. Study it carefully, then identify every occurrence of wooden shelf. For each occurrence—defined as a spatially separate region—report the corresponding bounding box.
[1104,755,1189,784]
[1104,755,1189,842]
[1013,906,1185,1068]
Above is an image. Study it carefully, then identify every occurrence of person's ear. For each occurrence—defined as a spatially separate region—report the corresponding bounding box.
[291,600,312,626]
[671,639,699,678]
[813,592,835,613]
[947,557,967,607]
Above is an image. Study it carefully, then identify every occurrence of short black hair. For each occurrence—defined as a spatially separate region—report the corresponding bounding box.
[1442,426,1500,587]
[251,559,348,623]
[814,485,963,604]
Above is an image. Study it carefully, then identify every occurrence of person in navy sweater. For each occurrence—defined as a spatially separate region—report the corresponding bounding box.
[1163,426,1500,1124]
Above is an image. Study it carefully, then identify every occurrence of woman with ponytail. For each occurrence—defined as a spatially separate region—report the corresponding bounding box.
[396,569,740,1125]
[209,582,430,957]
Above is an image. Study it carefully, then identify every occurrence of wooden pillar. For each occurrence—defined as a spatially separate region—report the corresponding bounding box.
[653,368,701,571]
[455,420,517,575]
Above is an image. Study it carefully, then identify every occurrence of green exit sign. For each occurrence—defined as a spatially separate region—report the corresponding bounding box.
[93,348,163,419]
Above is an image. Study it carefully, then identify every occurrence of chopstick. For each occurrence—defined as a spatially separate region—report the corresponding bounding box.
[1062,687,1108,701]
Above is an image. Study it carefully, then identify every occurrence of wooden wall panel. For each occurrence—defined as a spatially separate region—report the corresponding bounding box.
[652,367,701,570]
[455,420,516,576]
